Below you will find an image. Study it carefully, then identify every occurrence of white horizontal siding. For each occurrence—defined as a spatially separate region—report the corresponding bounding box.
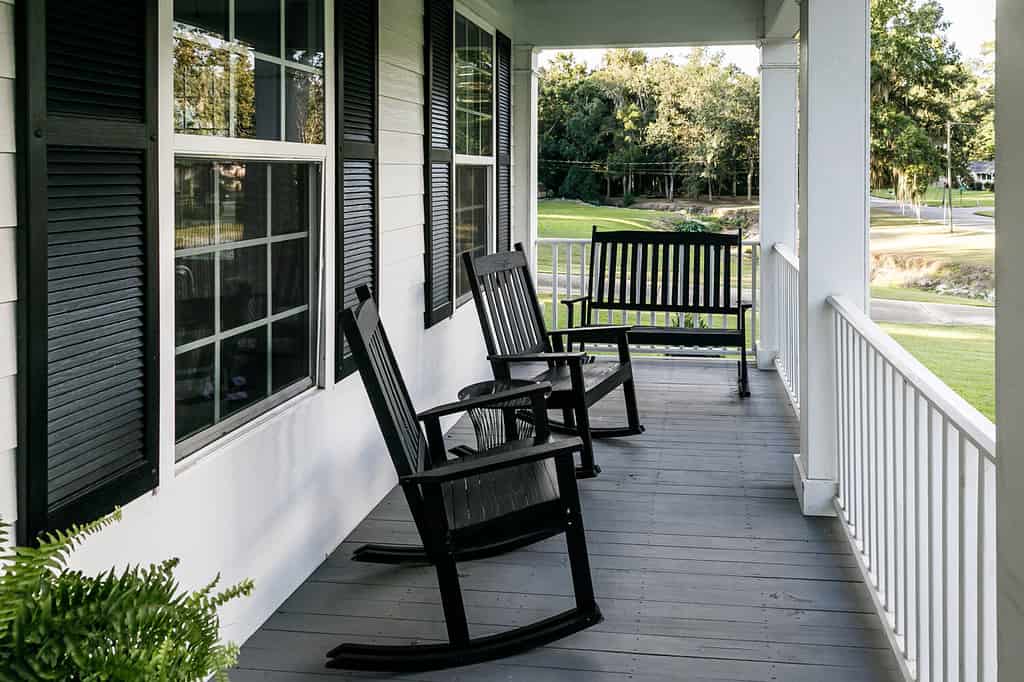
[0,0,15,533]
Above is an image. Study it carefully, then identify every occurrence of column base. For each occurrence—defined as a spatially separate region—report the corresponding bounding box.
[756,348,777,370]
[792,453,837,517]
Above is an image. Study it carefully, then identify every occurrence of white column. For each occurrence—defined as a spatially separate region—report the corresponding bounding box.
[512,45,539,272]
[757,39,799,370]
[996,0,1024,675]
[795,0,870,516]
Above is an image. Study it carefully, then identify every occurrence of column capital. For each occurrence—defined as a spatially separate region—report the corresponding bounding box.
[512,44,539,74]
[759,39,799,71]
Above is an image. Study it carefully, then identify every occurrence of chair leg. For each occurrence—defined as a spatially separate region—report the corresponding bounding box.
[554,455,599,613]
[435,555,471,645]
[738,345,751,398]
[621,376,644,435]
[573,401,600,479]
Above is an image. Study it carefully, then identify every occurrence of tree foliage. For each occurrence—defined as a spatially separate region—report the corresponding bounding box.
[0,511,253,681]
[538,49,760,201]
[870,0,992,207]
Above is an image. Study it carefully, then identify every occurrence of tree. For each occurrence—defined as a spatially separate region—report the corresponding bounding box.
[870,0,982,208]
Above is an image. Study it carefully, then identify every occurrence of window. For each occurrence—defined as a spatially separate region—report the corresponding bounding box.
[455,166,489,298]
[173,0,325,143]
[455,13,493,157]
[174,160,319,452]
[454,12,494,304]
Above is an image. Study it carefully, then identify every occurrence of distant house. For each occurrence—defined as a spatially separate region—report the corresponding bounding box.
[969,160,996,189]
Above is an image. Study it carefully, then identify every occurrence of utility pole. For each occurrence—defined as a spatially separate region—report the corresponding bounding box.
[947,121,954,233]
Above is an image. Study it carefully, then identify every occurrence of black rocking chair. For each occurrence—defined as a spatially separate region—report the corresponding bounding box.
[464,245,645,478]
[329,285,602,672]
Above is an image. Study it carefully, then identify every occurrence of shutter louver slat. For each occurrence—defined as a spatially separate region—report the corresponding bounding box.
[423,0,454,327]
[17,0,159,542]
[337,0,380,380]
[43,145,154,517]
[495,32,512,253]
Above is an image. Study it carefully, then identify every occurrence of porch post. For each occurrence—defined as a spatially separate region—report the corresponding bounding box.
[757,39,798,370]
[996,0,1024,674]
[795,0,870,516]
[512,44,539,271]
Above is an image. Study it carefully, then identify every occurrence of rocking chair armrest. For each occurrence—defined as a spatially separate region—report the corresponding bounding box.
[488,351,586,364]
[416,382,553,421]
[402,437,583,484]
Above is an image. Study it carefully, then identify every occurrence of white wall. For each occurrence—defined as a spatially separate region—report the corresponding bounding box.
[0,0,16,535]
[8,0,514,649]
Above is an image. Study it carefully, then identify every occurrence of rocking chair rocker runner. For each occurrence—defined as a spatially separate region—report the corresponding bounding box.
[330,285,602,672]
[464,245,645,478]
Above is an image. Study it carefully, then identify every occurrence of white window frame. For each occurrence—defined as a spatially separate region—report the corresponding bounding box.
[160,0,335,469]
[453,6,497,307]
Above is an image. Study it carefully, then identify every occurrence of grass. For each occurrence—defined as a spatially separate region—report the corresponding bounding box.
[976,210,995,218]
[880,323,994,422]
[871,187,995,208]
[537,199,680,239]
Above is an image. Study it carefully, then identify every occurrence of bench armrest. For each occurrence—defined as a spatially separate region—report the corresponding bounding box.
[402,437,582,484]
[488,351,586,364]
[560,295,590,307]
[417,381,552,421]
[550,324,631,343]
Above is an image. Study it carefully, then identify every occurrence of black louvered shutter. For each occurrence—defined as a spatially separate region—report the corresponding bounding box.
[337,0,379,380]
[16,0,159,542]
[495,32,512,252]
[423,0,454,327]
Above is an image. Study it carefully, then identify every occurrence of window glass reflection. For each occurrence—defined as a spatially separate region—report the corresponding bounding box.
[176,344,216,441]
[218,162,269,243]
[221,245,268,331]
[175,161,216,248]
[285,68,325,144]
[221,329,269,417]
[235,0,280,55]
[286,0,324,65]
[175,254,215,345]
[272,312,309,391]
[456,165,489,298]
[272,238,308,313]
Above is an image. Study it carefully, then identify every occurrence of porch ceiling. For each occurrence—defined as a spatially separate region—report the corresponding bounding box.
[238,359,899,681]
[512,0,798,49]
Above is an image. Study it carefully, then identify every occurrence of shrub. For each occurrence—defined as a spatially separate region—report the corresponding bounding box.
[557,167,602,203]
[621,192,636,207]
[0,510,254,681]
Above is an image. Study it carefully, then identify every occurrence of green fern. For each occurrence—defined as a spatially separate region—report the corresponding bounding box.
[0,510,253,681]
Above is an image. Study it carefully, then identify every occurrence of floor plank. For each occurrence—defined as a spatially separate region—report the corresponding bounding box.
[237,358,899,681]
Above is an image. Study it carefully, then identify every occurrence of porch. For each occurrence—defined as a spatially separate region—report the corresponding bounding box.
[236,358,900,681]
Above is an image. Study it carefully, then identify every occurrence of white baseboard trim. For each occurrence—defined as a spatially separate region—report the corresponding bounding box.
[756,348,778,370]
[792,453,838,517]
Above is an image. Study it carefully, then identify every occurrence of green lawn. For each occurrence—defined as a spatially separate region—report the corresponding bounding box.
[880,322,994,422]
[976,210,995,218]
[872,187,995,208]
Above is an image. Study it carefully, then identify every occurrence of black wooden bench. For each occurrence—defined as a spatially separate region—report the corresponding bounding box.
[563,227,751,397]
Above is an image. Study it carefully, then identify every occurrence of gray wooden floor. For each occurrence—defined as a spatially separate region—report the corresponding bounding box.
[236,359,900,681]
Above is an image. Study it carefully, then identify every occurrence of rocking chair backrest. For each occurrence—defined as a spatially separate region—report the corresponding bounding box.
[340,286,427,477]
[463,244,551,357]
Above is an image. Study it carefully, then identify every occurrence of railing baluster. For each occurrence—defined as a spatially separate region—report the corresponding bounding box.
[552,243,560,328]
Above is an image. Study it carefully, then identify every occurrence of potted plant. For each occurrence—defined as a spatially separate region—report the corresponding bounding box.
[0,510,253,681]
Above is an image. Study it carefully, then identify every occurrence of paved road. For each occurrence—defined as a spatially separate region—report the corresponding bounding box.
[870,297,993,327]
[871,196,993,231]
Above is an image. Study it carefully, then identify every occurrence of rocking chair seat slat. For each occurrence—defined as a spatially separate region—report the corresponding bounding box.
[443,449,560,530]
[528,360,630,405]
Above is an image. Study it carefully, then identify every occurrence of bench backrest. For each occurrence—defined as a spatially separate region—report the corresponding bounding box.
[464,244,552,357]
[587,227,744,318]
[340,285,427,478]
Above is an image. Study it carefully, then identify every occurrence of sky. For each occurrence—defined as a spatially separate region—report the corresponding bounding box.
[538,0,995,76]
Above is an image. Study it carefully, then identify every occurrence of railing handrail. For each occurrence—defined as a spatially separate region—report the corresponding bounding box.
[828,294,996,459]
[773,242,799,270]
[537,236,762,247]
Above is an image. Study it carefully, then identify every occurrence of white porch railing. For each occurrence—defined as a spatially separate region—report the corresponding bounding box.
[773,243,800,412]
[534,237,760,356]
[829,295,997,682]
